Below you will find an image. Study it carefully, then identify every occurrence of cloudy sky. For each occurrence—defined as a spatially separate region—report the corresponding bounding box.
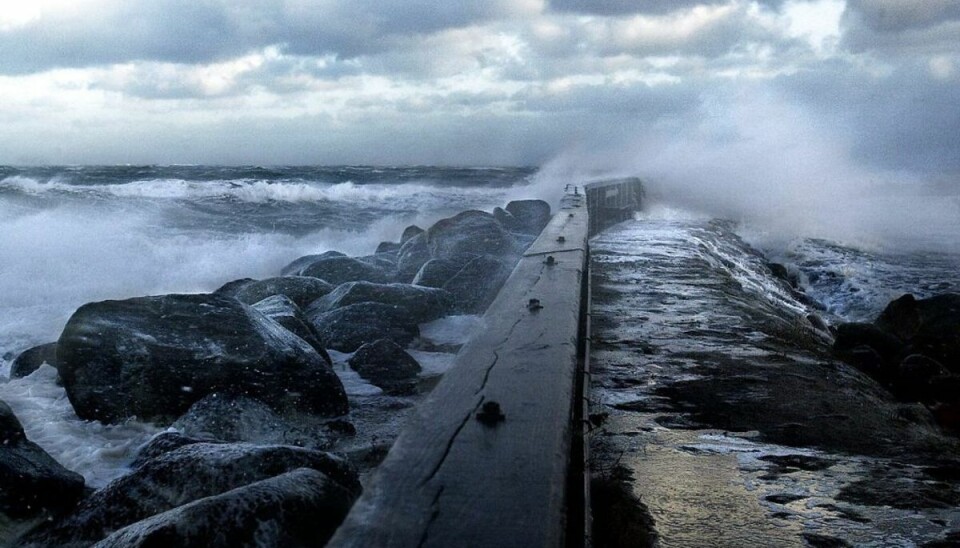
[0,0,958,172]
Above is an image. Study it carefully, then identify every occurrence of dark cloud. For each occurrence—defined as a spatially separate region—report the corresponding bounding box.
[776,61,960,173]
[0,0,529,75]
[841,1,960,55]
[546,0,788,16]
[845,0,960,33]
[547,0,724,16]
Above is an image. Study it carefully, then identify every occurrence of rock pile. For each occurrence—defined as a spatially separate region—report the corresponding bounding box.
[6,199,552,545]
[834,293,960,430]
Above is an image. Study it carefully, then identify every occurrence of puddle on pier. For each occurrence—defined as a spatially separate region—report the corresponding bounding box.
[589,215,960,547]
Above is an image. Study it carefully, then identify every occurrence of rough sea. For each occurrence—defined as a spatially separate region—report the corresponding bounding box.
[1,164,958,493]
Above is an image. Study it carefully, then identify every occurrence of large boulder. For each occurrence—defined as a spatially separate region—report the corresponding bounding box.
[896,293,960,371]
[93,468,355,548]
[307,282,453,324]
[216,276,335,309]
[172,394,335,450]
[10,342,58,379]
[443,255,515,314]
[18,442,359,547]
[400,225,424,244]
[298,255,395,285]
[307,302,420,352]
[396,233,431,283]
[412,258,468,288]
[0,400,85,519]
[833,322,904,372]
[280,251,346,277]
[504,199,551,235]
[424,210,519,260]
[251,295,332,365]
[348,339,421,395]
[57,294,347,424]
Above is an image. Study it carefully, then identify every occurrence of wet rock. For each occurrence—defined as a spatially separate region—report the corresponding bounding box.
[758,454,836,472]
[130,432,221,468]
[57,293,347,424]
[833,322,904,376]
[766,262,800,289]
[876,293,923,340]
[802,533,851,548]
[172,394,334,449]
[504,199,551,235]
[251,294,332,365]
[0,400,85,518]
[348,339,421,395]
[93,468,356,548]
[896,354,949,402]
[19,443,359,547]
[901,293,960,372]
[492,207,515,231]
[307,302,420,352]
[424,210,519,260]
[375,241,401,255]
[216,276,335,309]
[307,281,453,324]
[400,224,424,244]
[280,250,347,276]
[396,232,431,283]
[297,255,395,285]
[442,255,514,314]
[10,342,58,379]
[412,258,467,288]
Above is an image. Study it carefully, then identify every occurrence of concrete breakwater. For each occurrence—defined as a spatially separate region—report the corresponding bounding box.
[330,179,644,546]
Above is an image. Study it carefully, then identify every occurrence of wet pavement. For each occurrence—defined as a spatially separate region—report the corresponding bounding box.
[588,217,960,547]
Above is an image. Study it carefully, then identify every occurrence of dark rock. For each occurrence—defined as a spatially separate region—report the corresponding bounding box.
[424,210,519,260]
[758,454,836,472]
[280,251,346,277]
[252,295,332,365]
[93,468,356,548]
[412,258,468,288]
[19,443,359,547]
[396,232,431,283]
[307,302,420,353]
[896,354,949,401]
[901,293,960,371]
[493,207,515,230]
[400,225,424,244]
[505,199,551,235]
[130,432,221,468]
[172,394,334,450]
[216,276,334,309]
[767,262,799,288]
[375,241,401,254]
[57,293,347,424]
[307,281,453,324]
[298,255,395,285]
[833,322,904,375]
[212,277,254,297]
[443,255,514,314]
[877,293,923,340]
[359,252,398,268]
[348,339,421,394]
[0,400,85,518]
[10,342,58,378]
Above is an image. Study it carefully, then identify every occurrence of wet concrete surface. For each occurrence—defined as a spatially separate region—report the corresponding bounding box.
[589,217,960,547]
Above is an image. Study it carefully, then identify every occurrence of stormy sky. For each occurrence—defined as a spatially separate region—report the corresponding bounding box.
[1,0,958,173]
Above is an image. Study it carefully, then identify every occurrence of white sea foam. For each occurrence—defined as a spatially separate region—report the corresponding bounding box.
[0,365,163,487]
[0,175,506,208]
[0,200,438,362]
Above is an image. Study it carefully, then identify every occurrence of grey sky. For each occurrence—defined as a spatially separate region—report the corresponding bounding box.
[0,0,957,175]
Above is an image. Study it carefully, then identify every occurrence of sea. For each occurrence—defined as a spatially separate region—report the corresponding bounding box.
[1,164,958,491]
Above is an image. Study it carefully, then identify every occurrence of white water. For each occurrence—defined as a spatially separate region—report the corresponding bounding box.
[0,365,164,488]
